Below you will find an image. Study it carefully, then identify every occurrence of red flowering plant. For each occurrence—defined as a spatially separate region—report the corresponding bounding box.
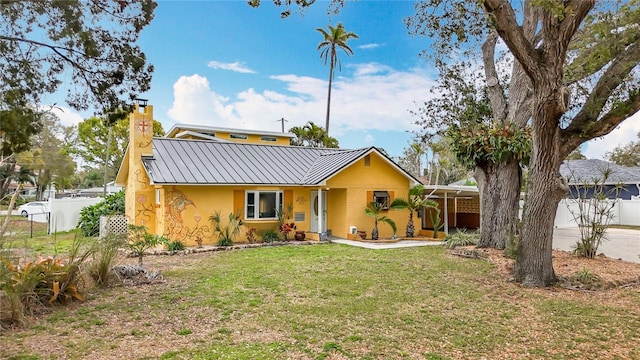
[276,202,295,241]
[279,222,296,241]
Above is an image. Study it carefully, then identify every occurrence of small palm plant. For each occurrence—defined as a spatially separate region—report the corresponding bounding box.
[126,224,168,266]
[390,184,437,238]
[365,201,397,240]
[209,210,244,246]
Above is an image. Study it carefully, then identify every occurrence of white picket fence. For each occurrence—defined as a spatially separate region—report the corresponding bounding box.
[555,199,640,228]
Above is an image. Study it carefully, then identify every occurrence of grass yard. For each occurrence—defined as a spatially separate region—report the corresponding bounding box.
[1,243,640,359]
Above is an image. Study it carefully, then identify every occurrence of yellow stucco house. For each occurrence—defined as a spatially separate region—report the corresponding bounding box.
[115,103,421,246]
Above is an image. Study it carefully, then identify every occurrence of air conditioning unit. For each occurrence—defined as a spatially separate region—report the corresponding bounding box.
[349,226,357,235]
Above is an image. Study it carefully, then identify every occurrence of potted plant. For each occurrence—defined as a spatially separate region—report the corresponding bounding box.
[365,201,397,240]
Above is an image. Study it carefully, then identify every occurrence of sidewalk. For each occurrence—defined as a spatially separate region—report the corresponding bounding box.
[329,238,443,249]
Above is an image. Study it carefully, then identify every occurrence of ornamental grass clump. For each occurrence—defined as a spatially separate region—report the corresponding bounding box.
[442,229,479,249]
[0,235,93,327]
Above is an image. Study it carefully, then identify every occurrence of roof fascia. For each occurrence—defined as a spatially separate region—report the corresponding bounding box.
[114,144,130,186]
[317,147,421,185]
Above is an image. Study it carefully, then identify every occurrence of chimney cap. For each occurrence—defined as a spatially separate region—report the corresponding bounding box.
[135,98,149,107]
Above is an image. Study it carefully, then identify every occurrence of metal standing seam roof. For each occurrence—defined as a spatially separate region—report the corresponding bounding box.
[141,138,381,185]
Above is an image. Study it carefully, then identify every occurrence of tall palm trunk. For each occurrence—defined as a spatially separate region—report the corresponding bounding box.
[324,60,334,135]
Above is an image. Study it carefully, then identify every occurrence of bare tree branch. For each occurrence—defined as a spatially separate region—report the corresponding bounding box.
[482,30,507,124]
[562,39,640,144]
[482,0,543,81]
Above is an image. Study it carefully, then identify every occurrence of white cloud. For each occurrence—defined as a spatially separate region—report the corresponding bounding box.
[358,43,383,50]
[167,74,239,126]
[48,105,84,127]
[584,110,640,160]
[207,60,256,74]
[167,63,437,138]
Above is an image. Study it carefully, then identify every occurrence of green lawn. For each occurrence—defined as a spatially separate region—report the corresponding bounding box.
[1,244,639,359]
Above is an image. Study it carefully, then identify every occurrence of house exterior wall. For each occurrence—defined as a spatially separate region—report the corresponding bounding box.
[148,153,412,243]
[569,184,640,200]
[156,185,314,246]
[326,153,411,239]
[212,131,291,146]
[170,129,292,146]
[125,104,156,232]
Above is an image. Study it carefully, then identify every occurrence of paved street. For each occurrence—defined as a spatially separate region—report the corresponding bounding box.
[553,227,640,263]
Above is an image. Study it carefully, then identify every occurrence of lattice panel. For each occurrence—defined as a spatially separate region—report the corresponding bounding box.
[457,198,480,214]
[99,215,128,239]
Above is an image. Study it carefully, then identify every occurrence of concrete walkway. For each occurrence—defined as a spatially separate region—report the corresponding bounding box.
[553,227,640,263]
[330,228,640,264]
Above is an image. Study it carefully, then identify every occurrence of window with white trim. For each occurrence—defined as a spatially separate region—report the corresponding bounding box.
[260,136,277,142]
[245,191,283,220]
[230,133,248,140]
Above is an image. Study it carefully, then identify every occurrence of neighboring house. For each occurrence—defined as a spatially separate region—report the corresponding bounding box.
[115,103,420,245]
[76,182,123,198]
[560,159,640,200]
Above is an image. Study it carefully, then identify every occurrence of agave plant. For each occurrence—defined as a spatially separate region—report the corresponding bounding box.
[390,184,437,238]
[365,201,396,240]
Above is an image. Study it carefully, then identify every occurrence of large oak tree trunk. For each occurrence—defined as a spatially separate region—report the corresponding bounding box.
[475,158,521,249]
[514,84,568,287]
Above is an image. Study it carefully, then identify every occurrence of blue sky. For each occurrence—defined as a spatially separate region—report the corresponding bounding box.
[49,0,639,161]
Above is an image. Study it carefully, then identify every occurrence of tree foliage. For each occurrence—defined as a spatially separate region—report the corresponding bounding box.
[447,123,531,168]
[73,116,164,179]
[14,113,77,198]
[289,121,339,148]
[0,108,43,159]
[77,191,126,237]
[0,0,156,111]
[606,132,640,167]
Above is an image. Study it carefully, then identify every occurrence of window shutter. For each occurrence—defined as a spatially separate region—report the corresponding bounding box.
[234,190,244,216]
[284,190,293,206]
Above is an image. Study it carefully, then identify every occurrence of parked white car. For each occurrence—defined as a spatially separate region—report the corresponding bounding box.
[17,201,49,217]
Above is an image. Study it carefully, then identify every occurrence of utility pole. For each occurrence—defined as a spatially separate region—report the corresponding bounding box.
[276,118,288,133]
[103,124,112,198]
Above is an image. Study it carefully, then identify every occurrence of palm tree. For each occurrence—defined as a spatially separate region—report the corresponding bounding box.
[316,23,358,135]
[390,184,437,238]
[365,201,396,240]
[289,121,339,148]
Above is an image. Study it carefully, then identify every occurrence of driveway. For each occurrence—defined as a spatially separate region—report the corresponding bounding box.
[553,227,640,263]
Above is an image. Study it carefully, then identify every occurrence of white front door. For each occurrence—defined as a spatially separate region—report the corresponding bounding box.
[310,190,327,233]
